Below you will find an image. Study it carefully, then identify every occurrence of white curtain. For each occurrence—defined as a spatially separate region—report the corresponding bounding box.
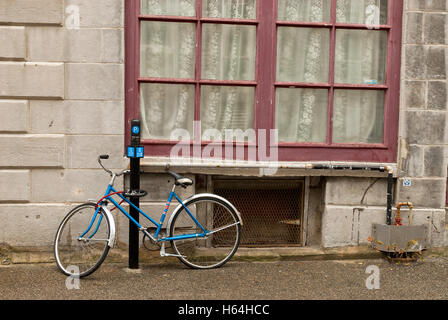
[140,0,387,143]
[333,0,386,144]
[203,0,256,19]
[276,0,329,143]
[276,0,386,144]
[140,20,196,139]
[140,0,257,141]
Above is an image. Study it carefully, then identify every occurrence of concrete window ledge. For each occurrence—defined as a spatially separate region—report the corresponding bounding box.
[140,157,398,178]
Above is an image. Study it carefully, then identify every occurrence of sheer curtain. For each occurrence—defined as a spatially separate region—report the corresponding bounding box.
[201,1,257,139]
[276,0,387,144]
[333,0,387,144]
[140,19,196,140]
[276,0,329,143]
[140,0,257,141]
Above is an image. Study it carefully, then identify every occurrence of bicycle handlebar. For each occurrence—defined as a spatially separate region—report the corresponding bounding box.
[97,155,129,177]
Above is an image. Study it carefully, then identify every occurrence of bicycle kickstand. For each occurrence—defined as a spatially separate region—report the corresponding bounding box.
[160,242,186,258]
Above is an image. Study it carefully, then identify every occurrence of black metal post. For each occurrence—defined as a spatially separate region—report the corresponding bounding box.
[129,119,141,269]
[386,171,393,225]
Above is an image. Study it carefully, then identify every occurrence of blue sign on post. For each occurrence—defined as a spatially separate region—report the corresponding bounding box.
[132,125,140,135]
[136,146,144,158]
[127,146,136,158]
[126,146,144,158]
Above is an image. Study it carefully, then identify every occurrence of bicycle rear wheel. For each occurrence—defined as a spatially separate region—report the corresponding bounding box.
[169,195,241,269]
[54,203,111,278]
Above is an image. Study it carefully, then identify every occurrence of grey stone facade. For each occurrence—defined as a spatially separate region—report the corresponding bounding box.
[0,0,446,257]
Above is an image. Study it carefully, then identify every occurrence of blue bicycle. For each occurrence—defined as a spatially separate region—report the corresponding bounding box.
[54,155,242,277]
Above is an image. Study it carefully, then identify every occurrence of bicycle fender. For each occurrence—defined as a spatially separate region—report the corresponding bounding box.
[100,204,116,248]
[166,193,243,234]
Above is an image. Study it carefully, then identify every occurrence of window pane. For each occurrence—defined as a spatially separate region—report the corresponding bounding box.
[333,90,384,144]
[336,0,388,25]
[278,0,331,22]
[141,0,196,16]
[201,86,255,141]
[203,0,256,19]
[335,30,387,84]
[140,83,195,140]
[276,88,328,143]
[202,24,256,81]
[140,22,196,79]
[277,27,330,83]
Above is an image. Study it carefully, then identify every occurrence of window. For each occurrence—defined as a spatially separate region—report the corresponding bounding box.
[125,0,403,162]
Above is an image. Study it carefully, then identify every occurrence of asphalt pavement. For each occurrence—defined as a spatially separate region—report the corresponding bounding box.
[1,256,448,300]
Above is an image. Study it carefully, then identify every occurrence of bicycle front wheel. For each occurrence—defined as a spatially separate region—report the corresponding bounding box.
[169,195,241,269]
[54,203,111,278]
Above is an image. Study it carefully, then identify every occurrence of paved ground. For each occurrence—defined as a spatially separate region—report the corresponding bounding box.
[1,255,448,300]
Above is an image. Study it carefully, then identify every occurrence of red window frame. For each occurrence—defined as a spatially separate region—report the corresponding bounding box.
[125,0,403,163]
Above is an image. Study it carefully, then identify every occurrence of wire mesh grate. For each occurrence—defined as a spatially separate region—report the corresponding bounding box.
[213,179,304,247]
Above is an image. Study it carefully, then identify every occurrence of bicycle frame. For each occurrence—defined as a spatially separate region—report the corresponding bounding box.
[80,181,209,246]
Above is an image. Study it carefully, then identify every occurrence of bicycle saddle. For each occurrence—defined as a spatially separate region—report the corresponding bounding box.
[167,170,193,188]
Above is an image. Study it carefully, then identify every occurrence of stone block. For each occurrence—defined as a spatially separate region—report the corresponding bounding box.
[322,205,386,248]
[325,177,388,206]
[425,46,446,80]
[31,169,117,202]
[64,101,104,134]
[405,45,425,79]
[0,135,65,168]
[401,144,423,177]
[0,170,30,202]
[405,46,447,80]
[30,100,125,135]
[30,100,65,134]
[428,81,447,110]
[103,101,125,134]
[424,13,446,45]
[66,135,125,169]
[65,0,123,28]
[424,146,446,177]
[0,0,63,25]
[65,63,123,100]
[407,0,425,10]
[0,27,26,59]
[405,13,423,44]
[28,27,102,62]
[103,29,123,63]
[0,204,70,247]
[425,0,447,11]
[404,81,426,109]
[406,111,446,144]
[397,178,447,208]
[0,100,28,133]
[0,62,64,99]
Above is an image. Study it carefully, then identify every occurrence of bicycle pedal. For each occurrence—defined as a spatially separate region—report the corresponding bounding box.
[160,252,186,258]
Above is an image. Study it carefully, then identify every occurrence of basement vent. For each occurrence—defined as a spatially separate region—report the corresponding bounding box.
[213,179,304,247]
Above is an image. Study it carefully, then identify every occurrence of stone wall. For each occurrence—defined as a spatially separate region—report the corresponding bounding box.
[0,0,446,253]
[321,0,448,248]
[0,0,126,249]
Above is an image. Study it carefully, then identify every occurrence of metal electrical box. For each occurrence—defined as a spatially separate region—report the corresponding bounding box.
[371,224,428,253]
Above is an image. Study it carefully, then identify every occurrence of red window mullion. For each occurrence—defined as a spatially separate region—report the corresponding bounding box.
[194,0,203,139]
[327,0,337,145]
[254,0,275,135]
